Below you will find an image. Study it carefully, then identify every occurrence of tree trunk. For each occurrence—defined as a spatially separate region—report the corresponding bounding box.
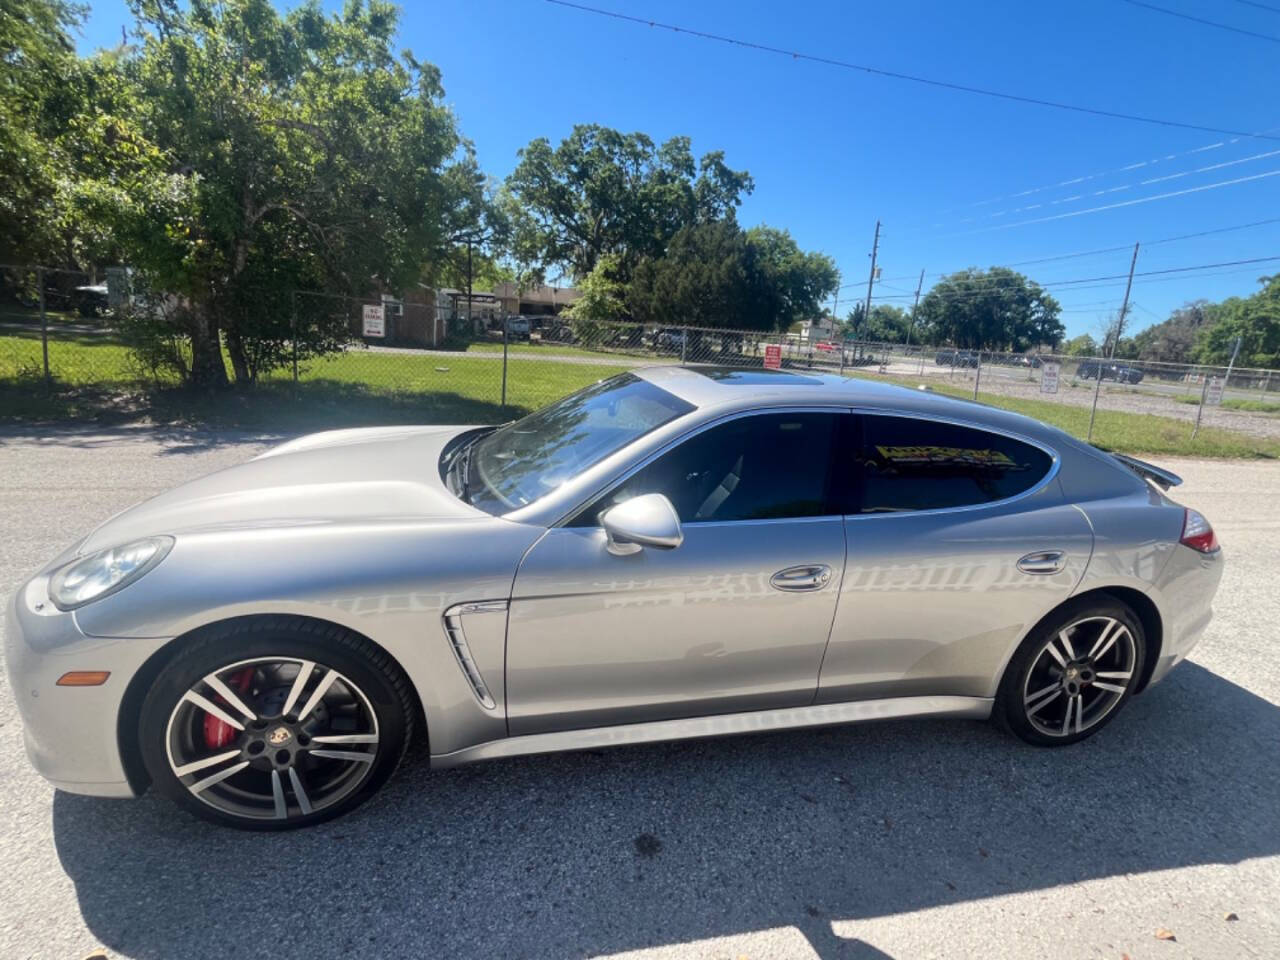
[187,304,229,389]
[225,327,252,384]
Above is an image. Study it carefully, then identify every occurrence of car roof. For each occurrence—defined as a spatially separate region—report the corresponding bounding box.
[633,364,1074,448]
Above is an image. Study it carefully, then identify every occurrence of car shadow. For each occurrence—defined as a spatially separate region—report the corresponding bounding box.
[54,662,1278,959]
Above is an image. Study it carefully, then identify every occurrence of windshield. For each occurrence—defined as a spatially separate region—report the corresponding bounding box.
[464,373,694,514]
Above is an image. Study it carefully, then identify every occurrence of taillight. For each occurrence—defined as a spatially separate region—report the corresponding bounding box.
[1181,508,1220,554]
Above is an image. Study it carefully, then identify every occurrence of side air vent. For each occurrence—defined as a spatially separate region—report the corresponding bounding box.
[442,602,505,710]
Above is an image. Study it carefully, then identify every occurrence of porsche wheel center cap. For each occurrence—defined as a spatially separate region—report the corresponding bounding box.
[267,726,292,746]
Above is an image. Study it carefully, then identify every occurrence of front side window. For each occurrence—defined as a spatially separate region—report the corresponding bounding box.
[854,415,1053,513]
[465,374,694,514]
[571,412,841,526]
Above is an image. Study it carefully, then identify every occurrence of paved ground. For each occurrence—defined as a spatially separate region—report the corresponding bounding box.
[1,426,1277,960]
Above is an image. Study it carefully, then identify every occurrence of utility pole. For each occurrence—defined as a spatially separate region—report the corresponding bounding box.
[1089,242,1139,442]
[843,220,880,376]
[861,220,881,341]
[904,267,925,349]
[1107,242,1140,359]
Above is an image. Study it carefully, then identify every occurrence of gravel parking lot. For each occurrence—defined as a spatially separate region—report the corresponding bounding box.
[1,425,1277,960]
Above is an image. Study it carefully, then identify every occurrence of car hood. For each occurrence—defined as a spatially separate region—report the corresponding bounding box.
[78,425,486,553]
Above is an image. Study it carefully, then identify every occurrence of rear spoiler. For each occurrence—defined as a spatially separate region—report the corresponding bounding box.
[1111,453,1182,490]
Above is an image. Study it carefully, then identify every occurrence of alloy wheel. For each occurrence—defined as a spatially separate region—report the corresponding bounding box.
[1021,616,1137,738]
[164,656,380,822]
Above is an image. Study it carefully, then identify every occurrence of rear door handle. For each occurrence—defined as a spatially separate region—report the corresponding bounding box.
[771,564,833,592]
[1017,550,1067,575]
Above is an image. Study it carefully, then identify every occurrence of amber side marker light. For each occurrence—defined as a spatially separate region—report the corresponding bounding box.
[56,671,110,687]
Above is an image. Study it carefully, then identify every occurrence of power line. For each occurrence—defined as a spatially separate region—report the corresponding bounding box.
[840,216,1280,294]
[546,0,1280,141]
[925,147,1280,232]
[946,167,1280,235]
[904,125,1280,228]
[934,216,1280,275]
[861,255,1280,306]
[1119,0,1280,43]
[1231,0,1280,14]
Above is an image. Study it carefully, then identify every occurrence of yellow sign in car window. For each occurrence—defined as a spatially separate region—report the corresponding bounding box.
[874,445,1017,468]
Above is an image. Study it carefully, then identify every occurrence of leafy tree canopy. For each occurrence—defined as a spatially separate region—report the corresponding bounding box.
[912,267,1063,352]
[1063,333,1098,356]
[845,303,911,343]
[628,220,837,332]
[93,0,477,386]
[1194,275,1280,368]
[503,125,753,282]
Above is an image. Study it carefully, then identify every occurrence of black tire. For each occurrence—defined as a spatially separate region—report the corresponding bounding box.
[138,617,416,830]
[996,596,1146,747]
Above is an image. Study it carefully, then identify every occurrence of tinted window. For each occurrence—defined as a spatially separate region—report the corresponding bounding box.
[572,412,839,525]
[466,374,694,513]
[855,415,1052,513]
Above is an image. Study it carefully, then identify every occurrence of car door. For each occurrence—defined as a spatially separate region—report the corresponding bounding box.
[506,410,849,735]
[816,412,1094,704]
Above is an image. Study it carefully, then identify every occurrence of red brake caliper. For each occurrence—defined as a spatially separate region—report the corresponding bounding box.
[203,667,254,748]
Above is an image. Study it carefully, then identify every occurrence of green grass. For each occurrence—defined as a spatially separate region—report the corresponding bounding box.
[1172,393,1280,414]
[848,371,1280,460]
[0,328,625,430]
[2,327,1277,457]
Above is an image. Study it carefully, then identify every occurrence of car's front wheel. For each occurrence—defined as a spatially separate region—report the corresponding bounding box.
[997,597,1146,746]
[138,618,415,830]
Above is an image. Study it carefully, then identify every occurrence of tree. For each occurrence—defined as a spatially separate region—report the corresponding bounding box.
[847,303,910,343]
[97,0,472,387]
[1063,333,1098,356]
[628,220,837,331]
[0,0,92,265]
[1194,275,1280,367]
[1131,301,1212,363]
[503,125,753,281]
[912,268,1063,351]
[562,254,626,324]
[744,225,839,331]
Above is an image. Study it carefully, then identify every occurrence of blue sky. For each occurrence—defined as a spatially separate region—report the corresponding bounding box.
[75,0,1280,338]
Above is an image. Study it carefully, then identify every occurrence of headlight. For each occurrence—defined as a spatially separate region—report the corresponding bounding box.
[49,536,174,610]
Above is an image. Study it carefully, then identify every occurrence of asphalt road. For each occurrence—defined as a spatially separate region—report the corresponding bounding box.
[1,426,1277,960]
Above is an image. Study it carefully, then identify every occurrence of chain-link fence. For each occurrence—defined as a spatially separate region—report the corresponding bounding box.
[2,266,1278,451]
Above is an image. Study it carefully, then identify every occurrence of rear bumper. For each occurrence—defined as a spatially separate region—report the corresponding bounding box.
[5,574,170,798]
[1146,545,1225,688]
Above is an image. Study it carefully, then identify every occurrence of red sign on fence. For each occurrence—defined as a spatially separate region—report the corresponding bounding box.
[763,343,782,370]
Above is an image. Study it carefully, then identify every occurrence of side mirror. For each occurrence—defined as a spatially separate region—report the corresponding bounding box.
[600,493,683,556]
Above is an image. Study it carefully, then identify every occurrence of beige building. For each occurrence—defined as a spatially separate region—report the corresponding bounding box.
[492,282,580,317]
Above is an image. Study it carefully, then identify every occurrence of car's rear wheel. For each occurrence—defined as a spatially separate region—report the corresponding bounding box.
[997,597,1146,746]
[138,619,415,830]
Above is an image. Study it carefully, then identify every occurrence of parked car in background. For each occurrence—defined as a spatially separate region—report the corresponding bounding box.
[540,321,577,344]
[506,316,531,339]
[654,327,687,352]
[73,284,110,318]
[1077,361,1145,384]
[6,366,1222,829]
[935,349,979,368]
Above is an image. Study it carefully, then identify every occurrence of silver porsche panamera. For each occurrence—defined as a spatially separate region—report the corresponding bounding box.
[5,366,1224,829]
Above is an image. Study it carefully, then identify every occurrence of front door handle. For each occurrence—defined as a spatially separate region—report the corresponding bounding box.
[770,564,833,592]
[1017,550,1067,575]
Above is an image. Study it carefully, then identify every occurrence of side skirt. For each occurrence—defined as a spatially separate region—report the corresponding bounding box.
[430,695,993,768]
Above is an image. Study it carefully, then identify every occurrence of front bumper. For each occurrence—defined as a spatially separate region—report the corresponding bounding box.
[4,573,171,798]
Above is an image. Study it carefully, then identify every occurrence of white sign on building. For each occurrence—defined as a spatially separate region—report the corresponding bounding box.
[362,303,386,338]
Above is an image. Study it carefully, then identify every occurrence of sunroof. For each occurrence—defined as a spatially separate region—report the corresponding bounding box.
[696,367,825,385]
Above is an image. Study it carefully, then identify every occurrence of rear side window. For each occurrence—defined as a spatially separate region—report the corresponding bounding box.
[571,412,840,525]
[854,415,1053,513]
